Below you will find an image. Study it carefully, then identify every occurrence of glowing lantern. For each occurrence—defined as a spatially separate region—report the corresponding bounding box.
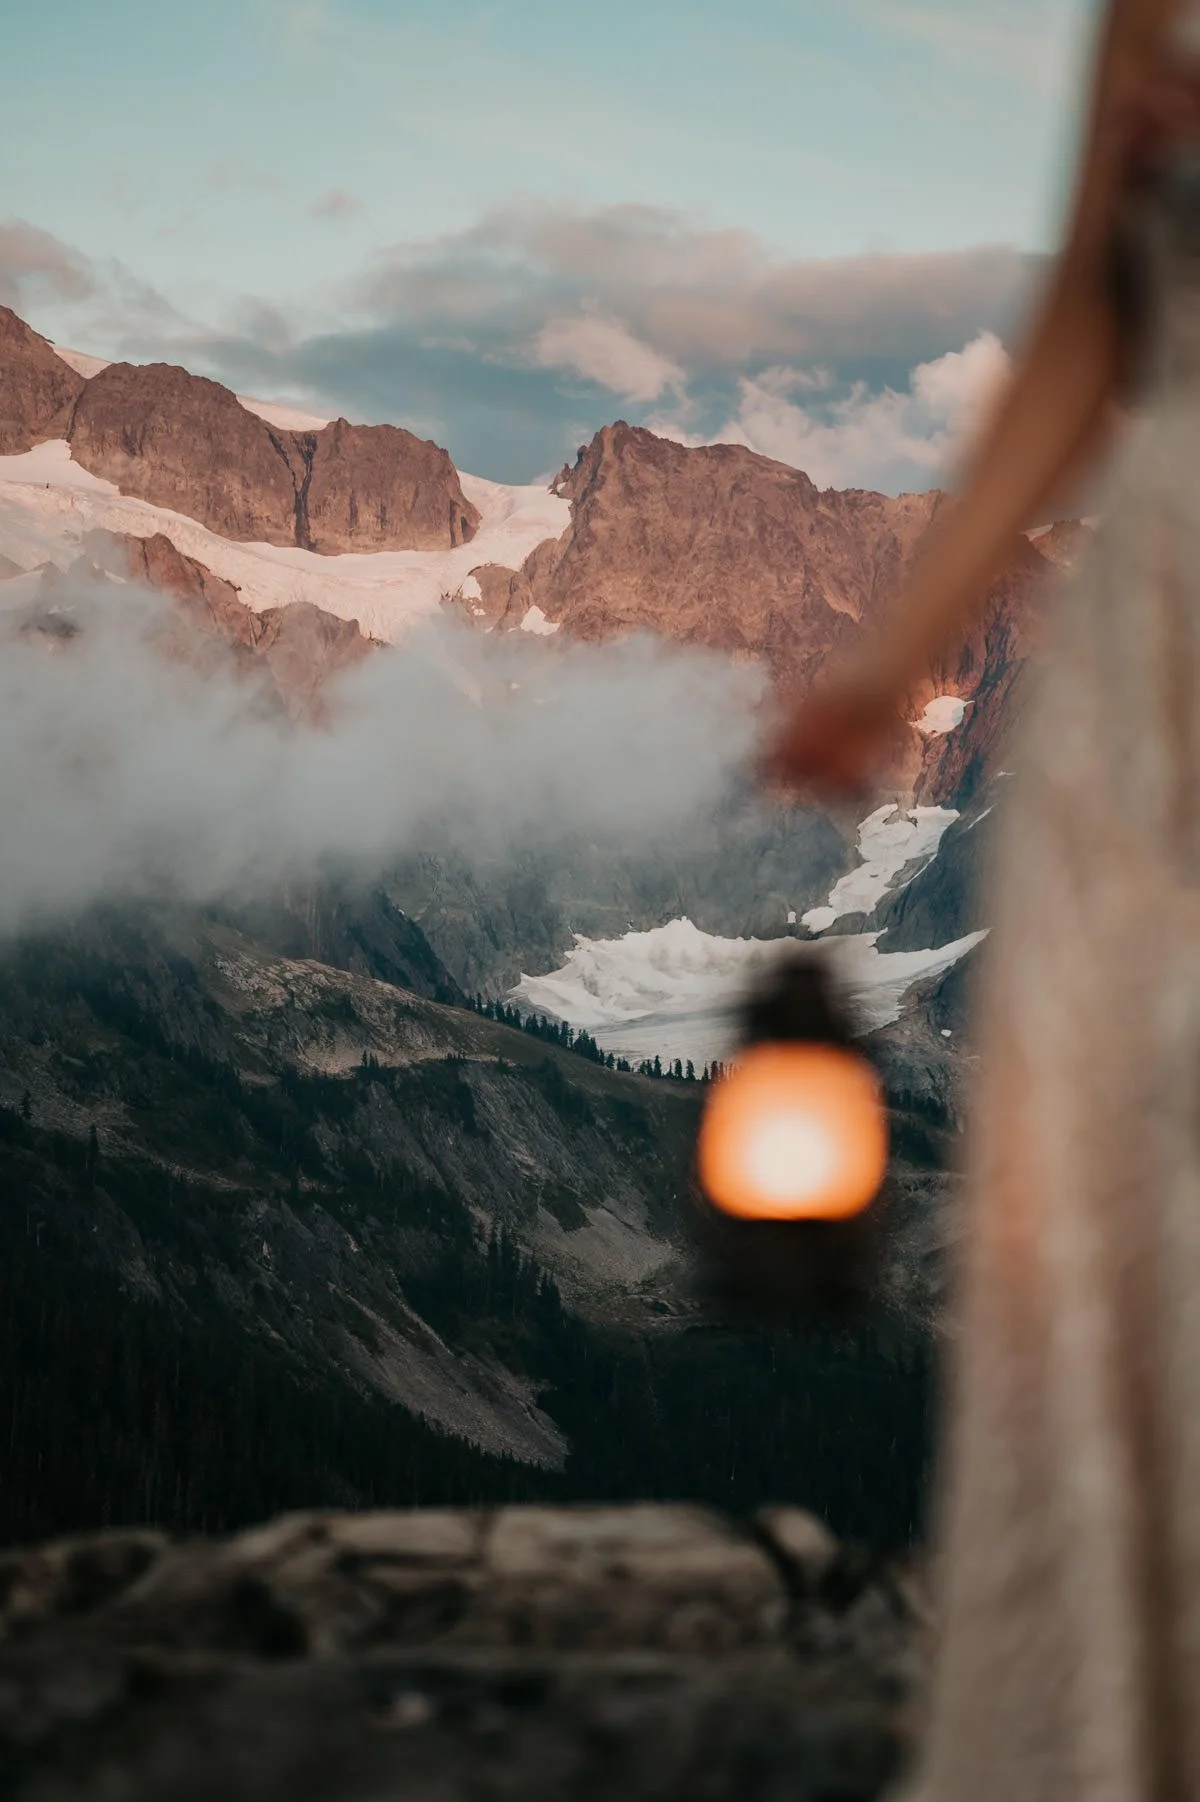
[698,1042,887,1223]
[690,954,889,1317]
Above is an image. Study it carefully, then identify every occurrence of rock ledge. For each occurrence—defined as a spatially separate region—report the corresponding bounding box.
[0,1503,924,1801]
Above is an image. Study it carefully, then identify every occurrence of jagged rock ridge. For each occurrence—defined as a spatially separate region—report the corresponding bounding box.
[0,308,480,554]
[63,361,481,553]
[483,424,944,681]
[94,528,376,713]
[0,305,85,453]
[466,422,1074,805]
[2,306,1084,803]
[12,527,376,718]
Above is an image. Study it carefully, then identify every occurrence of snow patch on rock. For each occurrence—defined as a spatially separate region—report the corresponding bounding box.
[235,394,333,432]
[0,439,120,495]
[51,346,333,434]
[50,344,111,381]
[0,445,571,644]
[802,803,958,932]
[520,604,560,636]
[914,695,966,736]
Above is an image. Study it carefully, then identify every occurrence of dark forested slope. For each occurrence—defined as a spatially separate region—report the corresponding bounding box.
[0,904,944,1553]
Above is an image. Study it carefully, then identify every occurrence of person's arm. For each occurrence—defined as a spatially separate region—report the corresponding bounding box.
[868,0,1185,690]
[765,0,1194,793]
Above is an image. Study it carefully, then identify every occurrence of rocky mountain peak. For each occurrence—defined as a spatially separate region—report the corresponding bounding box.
[0,302,1085,806]
[31,528,377,717]
[478,421,1076,806]
[65,359,305,541]
[551,420,822,518]
[503,421,947,674]
[0,309,482,558]
[301,415,481,553]
[62,360,482,556]
[0,304,86,453]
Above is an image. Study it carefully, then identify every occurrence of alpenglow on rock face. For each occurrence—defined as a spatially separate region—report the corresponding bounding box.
[473,421,1069,804]
[62,360,481,553]
[65,361,305,542]
[0,304,1082,803]
[0,305,85,453]
[0,1503,926,1802]
[492,423,943,680]
[301,416,482,554]
[84,528,377,713]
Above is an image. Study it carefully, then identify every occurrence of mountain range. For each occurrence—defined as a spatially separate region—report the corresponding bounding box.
[0,301,1072,1550]
[1,300,1074,796]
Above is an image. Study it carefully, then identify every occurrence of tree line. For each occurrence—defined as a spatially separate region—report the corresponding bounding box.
[0,1089,936,1554]
[465,995,730,1084]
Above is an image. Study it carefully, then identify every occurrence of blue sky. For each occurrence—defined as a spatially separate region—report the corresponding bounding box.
[2,0,1099,484]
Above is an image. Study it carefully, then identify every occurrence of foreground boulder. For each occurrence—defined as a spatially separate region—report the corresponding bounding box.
[0,1504,926,1801]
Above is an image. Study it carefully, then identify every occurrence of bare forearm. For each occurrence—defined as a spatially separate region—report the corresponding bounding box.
[1032,392,1127,524]
[763,1,1197,800]
[865,0,1200,692]
[874,284,1121,687]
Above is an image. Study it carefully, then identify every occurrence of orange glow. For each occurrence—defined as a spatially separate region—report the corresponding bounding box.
[697,1043,887,1222]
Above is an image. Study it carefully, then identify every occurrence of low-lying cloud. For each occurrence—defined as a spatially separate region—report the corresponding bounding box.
[367,203,1029,373]
[534,314,685,406]
[692,330,1011,493]
[0,221,97,310]
[313,205,1033,485]
[0,586,763,939]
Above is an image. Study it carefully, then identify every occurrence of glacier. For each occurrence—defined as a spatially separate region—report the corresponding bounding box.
[513,916,987,1068]
[0,442,570,645]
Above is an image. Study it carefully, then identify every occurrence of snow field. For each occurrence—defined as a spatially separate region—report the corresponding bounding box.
[801,803,958,932]
[0,443,570,645]
[512,915,986,1069]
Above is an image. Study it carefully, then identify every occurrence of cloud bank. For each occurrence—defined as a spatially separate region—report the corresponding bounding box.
[695,330,1011,493]
[0,221,96,310]
[0,586,762,939]
[3,204,1036,491]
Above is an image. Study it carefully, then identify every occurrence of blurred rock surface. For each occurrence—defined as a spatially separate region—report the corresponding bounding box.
[0,1503,926,1801]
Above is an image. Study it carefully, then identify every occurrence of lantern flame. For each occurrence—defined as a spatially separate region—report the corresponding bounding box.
[697,1042,887,1222]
